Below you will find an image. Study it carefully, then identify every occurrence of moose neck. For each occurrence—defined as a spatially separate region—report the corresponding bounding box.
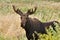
[24,18,32,33]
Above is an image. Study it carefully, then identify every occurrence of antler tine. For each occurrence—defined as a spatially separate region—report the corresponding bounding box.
[30,6,37,13]
[33,6,37,12]
[12,5,23,15]
[12,5,17,12]
[27,6,37,15]
[17,8,23,14]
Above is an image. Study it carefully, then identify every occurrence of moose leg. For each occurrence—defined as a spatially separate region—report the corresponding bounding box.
[51,23,57,32]
[34,33,39,40]
[26,34,30,40]
[41,27,47,34]
[26,33,33,40]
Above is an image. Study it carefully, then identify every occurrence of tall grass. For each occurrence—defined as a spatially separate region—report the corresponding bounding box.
[0,0,60,40]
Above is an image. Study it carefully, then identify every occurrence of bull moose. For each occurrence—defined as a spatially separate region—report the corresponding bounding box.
[12,5,60,40]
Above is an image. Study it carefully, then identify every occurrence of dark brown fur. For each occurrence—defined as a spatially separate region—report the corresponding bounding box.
[12,5,60,40]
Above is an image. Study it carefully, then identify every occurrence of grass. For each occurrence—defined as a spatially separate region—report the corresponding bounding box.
[0,0,60,40]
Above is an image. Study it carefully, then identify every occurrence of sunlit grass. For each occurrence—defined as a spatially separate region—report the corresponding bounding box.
[0,0,60,40]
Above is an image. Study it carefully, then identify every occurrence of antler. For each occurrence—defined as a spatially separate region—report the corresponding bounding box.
[12,5,16,12]
[31,6,37,13]
[27,6,37,15]
[12,5,23,15]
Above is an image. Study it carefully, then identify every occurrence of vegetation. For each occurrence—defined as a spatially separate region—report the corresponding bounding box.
[0,0,60,40]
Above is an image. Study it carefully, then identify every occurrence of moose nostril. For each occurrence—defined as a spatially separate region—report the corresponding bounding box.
[21,23,25,27]
[21,24,25,28]
[21,24,23,27]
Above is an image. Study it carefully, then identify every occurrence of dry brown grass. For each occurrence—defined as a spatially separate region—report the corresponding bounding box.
[0,1,60,40]
[0,14,25,37]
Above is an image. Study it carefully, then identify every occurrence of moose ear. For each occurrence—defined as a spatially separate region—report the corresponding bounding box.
[12,5,23,16]
[27,6,37,15]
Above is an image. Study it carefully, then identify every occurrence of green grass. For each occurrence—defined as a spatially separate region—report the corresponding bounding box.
[0,0,60,40]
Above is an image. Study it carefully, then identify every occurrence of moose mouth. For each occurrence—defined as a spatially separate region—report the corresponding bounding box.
[21,23,26,28]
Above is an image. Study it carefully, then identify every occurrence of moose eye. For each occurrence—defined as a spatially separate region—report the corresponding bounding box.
[21,17,22,19]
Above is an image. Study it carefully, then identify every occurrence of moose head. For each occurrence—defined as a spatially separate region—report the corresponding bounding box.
[12,5,37,27]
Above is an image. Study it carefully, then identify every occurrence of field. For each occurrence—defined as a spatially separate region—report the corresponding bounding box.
[0,0,60,40]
